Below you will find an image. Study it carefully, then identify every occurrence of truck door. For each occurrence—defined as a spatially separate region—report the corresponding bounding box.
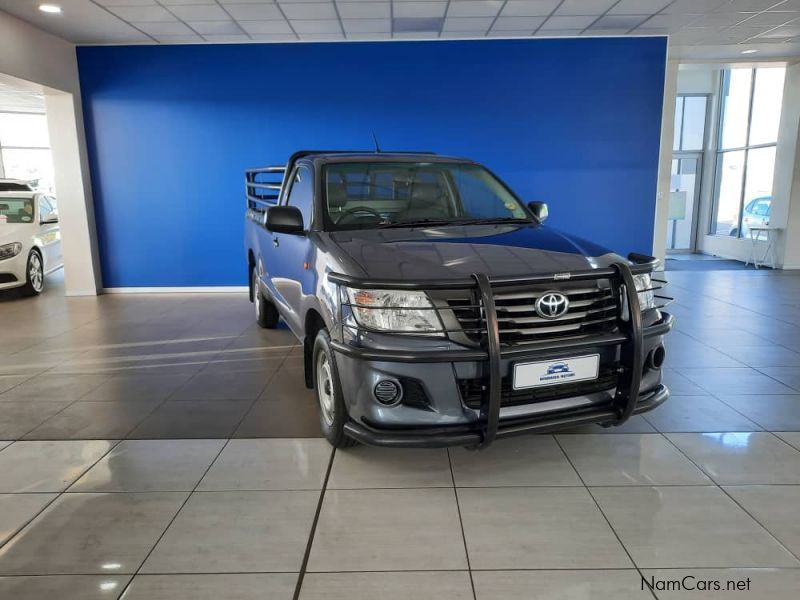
[260,164,315,336]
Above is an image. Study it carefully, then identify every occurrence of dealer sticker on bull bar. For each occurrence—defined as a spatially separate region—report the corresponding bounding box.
[513,354,600,390]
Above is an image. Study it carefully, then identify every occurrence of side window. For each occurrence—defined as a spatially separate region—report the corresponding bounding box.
[38,197,52,221]
[285,166,313,228]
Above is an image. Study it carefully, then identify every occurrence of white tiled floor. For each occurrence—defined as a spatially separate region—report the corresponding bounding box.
[1,269,800,597]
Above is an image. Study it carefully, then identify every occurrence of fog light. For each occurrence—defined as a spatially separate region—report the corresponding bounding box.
[374,379,402,405]
[649,345,666,370]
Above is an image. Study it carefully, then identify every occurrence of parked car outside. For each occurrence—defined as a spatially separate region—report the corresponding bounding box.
[244,152,672,449]
[0,191,62,295]
[729,196,771,238]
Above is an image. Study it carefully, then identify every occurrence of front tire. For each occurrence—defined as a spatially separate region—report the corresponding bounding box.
[313,329,356,448]
[252,268,279,329]
[20,250,44,297]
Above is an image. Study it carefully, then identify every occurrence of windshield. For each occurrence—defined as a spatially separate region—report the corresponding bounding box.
[0,197,34,224]
[323,162,530,231]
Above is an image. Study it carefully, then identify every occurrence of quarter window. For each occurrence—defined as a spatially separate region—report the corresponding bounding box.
[285,166,313,229]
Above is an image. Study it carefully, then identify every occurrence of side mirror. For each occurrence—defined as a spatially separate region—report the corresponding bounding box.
[266,205,304,234]
[528,201,548,223]
[41,212,59,224]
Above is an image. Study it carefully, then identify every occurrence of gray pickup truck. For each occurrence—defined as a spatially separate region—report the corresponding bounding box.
[244,151,672,449]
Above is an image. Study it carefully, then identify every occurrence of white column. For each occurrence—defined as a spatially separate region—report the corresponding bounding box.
[44,91,102,295]
[772,62,800,269]
[652,59,679,264]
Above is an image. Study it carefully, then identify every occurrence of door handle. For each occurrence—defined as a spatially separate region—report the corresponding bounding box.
[272,238,279,248]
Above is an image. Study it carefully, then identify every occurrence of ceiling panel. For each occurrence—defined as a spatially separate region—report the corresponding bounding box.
[498,0,560,16]
[448,1,504,18]
[443,16,495,30]
[0,0,795,58]
[555,0,617,16]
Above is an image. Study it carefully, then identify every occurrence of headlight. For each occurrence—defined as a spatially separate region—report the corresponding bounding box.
[0,242,22,260]
[346,288,444,335]
[633,274,655,311]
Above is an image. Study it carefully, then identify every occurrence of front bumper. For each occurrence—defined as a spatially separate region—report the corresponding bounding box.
[0,251,26,290]
[329,256,673,448]
[342,384,669,448]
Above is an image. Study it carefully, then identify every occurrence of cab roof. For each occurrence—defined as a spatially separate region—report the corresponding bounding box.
[291,150,476,166]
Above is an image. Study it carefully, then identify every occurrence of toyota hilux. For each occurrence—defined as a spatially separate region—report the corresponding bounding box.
[244,151,672,448]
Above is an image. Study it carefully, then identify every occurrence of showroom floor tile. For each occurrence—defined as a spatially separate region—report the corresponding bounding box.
[299,571,474,600]
[141,490,318,574]
[0,440,117,493]
[326,446,453,489]
[591,486,799,568]
[556,433,712,486]
[458,486,632,569]
[0,492,188,575]
[643,394,762,432]
[307,488,468,571]
[666,432,800,484]
[449,435,582,487]
[69,439,226,492]
[471,570,651,600]
[122,574,298,600]
[717,395,800,430]
[1,269,800,597]
[0,575,131,600]
[198,438,331,491]
[723,485,800,556]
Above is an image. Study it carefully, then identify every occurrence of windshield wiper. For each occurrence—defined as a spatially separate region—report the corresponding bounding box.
[376,219,457,228]
[375,217,532,229]
[450,217,533,226]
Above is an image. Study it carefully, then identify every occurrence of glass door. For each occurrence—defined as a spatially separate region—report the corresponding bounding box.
[667,93,709,253]
[668,153,702,252]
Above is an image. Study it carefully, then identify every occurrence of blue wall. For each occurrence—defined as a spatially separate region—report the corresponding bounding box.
[77,38,666,287]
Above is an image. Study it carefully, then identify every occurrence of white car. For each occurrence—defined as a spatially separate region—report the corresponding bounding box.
[0,178,35,192]
[0,191,63,295]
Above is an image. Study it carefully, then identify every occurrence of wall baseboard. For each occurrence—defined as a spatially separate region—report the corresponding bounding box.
[103,286,248,294]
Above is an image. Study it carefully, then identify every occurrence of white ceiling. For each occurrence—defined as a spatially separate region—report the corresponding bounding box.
[1,0,799,59]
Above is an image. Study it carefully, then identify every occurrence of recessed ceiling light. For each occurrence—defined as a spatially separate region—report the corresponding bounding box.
[39,4,62,14]
[740,49,758,54]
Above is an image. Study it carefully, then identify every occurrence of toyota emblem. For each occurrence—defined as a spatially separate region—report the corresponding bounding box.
[535,291,569,319]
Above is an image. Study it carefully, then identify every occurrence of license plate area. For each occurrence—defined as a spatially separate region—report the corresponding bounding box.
[513,354,600,390]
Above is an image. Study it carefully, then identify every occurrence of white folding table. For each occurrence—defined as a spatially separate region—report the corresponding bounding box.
[745,226,780,269]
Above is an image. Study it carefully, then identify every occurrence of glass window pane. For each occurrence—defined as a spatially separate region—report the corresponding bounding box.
[0,113,50,147]
[720,69,752,150]
[0,148,55,193]
[713,150,745,236]
[673,96,684,151]
[749,67,786,146]
[681,96,707,151]
[740,146,775,236]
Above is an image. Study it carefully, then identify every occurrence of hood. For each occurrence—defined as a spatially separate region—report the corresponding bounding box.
[328,223,620,280]
[0,223,33,245]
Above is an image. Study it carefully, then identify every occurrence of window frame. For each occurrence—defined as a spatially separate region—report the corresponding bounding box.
[673,93,710,153]
[282,164,314,231]
[710,67,783,238]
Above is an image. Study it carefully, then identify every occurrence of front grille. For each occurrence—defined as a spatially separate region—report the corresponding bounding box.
[459,366,619,409]
[444,284,619,347]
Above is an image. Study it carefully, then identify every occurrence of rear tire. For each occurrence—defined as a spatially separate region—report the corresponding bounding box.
[252,268,279,329]
[20,250,44,297]
[313,329,356,448]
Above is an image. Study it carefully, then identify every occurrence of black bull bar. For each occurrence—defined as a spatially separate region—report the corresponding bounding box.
[328,253,673,448]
